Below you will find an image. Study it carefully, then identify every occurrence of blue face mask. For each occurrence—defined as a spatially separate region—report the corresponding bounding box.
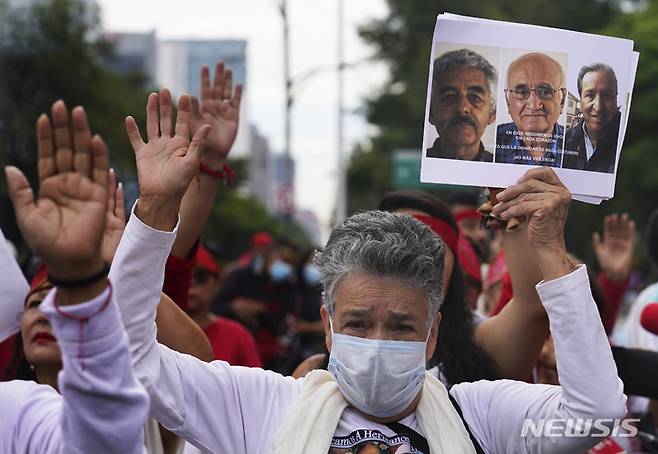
[269,259,293,282]
[303,264,322,286]
[327,318,430,418]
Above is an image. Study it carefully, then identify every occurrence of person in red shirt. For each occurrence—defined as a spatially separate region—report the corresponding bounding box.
[187,245,262,367]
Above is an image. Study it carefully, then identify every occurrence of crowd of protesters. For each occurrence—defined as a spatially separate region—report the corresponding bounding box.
[0,60,657,454]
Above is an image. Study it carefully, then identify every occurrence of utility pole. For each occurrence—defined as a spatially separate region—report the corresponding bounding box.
[335,0,347,224]
[279,0,294,231]
[277,0,351,229]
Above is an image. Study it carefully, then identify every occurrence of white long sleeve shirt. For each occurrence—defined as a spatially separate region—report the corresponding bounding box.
[623,282,658,353]
[0,285,150,453]
[0,226,29,342]
[113,203,627,454]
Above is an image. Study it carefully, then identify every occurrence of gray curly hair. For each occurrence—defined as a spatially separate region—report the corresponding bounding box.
[432,48,498,108]
[314,210,445,326]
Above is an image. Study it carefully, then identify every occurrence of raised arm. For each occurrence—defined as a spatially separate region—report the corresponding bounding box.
[112,89,301,453]
[164,62,242,312]
[452,168,626,453]
[156,292,213,362]
[171,62,242,259]
[113,89,210,357]
[593,213,636,332]
[474,221,548,379]
[99,163,213,363]
[1,101,148,453]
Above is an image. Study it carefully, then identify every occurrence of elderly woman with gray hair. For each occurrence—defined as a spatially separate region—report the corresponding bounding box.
[112,163,626,453]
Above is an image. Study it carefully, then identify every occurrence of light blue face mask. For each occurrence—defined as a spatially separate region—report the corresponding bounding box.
[327,318,430,418]
[269,259,293,282]
[303,264,322,286]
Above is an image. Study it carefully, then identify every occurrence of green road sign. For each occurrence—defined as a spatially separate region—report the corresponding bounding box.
[392,149,436,189]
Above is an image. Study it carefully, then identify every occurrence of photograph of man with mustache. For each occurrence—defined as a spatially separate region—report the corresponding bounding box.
[495,52,566,167]
[563,63,620,173]
[426,48,497,162]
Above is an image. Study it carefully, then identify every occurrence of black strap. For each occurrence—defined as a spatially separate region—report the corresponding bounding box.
[449,394,486,454]
[48,262,110,288]
[381,395,485,454]
[384,421,430,454]
[611,346,658,399]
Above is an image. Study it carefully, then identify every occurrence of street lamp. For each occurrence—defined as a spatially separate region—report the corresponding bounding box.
[275,0,294,233]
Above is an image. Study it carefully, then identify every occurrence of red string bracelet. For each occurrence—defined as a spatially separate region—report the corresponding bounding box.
[199,162,224,179]
[53,282,112,372]
[222,163,236,186]
[199,162,236,186]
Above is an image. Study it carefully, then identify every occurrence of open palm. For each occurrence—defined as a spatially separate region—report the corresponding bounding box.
[593,213,636,281]
[190,62,243,163]
[126,89,211,201]
[6,102,108,271]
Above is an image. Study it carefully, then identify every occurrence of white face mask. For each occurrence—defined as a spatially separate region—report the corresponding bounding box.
[327,317,430,418]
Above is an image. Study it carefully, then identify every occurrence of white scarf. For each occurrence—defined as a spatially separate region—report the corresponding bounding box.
[271,369,476,453]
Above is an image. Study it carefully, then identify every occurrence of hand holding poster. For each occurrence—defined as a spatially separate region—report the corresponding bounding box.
[420,14,639,203]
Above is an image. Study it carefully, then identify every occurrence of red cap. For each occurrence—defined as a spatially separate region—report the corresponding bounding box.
[24,262,53,305]
[196,246,220,275]
[251,231,273,247]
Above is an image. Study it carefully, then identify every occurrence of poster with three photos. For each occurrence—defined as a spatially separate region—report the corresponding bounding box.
[420,14,639,202]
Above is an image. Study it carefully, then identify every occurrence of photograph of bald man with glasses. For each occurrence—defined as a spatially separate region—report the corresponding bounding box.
[495,52,567,167]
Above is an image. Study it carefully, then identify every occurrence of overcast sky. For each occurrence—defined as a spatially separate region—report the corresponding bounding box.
[97,0,390,237]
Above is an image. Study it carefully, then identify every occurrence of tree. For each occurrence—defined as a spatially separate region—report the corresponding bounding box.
[0,0,302,263]
[563,2,658,270]
[0,0,148,185]
[203,158,310,261]
[0,0,149,255]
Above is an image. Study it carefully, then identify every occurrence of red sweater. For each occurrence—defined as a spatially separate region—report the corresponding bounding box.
[163,245,198,312]
[202,316,262,367]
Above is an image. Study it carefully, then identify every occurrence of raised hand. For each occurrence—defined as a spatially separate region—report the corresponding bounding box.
[101,168,126,263]
[493,168,575,281]
[125,89,211,230]
[5,101,108,280]
[494,168,571,248]
[593,213,636,282]
[190,62,243,166]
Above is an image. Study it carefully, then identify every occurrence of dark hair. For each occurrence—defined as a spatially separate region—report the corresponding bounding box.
[4,333,36,381]
[577,63,618,96]
[296,247,320,289]
[444,191,481,209]
[277,237,300,252]
[378,190,497,384]
[379,190,459,229]
[647,209,658,267]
